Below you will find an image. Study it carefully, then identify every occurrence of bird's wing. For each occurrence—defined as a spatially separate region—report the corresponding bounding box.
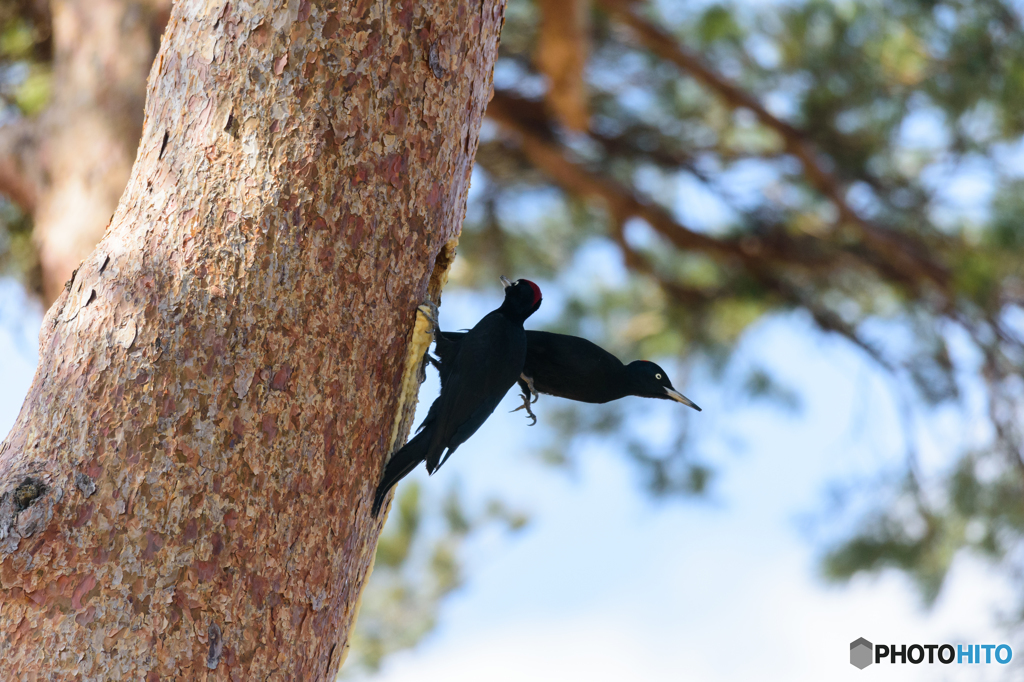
[429,394,504,473]
[432,331,465,388]
[414,390,443,433]
[425,315,524,469]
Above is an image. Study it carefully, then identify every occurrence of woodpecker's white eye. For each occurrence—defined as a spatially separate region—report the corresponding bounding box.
[655,373,662,379]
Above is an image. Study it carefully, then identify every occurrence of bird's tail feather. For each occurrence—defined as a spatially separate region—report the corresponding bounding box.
[372,429,431,516]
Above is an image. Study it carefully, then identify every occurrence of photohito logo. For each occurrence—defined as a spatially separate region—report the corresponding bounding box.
[850,638,873,669]
[849,638,1012,669]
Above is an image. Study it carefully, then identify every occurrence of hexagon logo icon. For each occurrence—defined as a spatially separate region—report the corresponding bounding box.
[850,638,873,669]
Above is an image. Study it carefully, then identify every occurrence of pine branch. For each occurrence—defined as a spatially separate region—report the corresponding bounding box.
[595,0,950,292]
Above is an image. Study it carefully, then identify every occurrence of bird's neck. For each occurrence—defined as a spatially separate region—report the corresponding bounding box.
[622,365,651,399]
[585,360,633,401]
[496,304,529,325]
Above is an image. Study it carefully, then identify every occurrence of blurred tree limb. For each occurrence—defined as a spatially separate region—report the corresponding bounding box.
[0,0,170,301]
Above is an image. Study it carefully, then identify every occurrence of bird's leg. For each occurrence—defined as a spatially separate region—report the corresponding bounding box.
[510,390,538,426]
[509,373,539,425]
[522,373,539,404]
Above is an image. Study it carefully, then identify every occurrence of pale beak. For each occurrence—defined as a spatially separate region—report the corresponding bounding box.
[500,276,513,289]
[665,387,701,412]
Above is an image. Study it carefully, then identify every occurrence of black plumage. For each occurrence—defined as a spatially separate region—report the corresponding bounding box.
[431,329,701,423]
[372,277,542,515]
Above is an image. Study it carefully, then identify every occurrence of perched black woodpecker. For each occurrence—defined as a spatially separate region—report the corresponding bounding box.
[372,277,543,515]
[431,329,701,424]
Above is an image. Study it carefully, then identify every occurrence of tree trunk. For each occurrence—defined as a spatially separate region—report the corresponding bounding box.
[0,0,504,679]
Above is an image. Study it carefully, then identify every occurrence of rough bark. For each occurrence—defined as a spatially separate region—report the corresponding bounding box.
[0,0,504,679]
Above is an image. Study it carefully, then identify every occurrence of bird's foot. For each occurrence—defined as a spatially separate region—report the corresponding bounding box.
[416,301,440,336]
[413,302,441,383]
[510,389,538,426]
[521,373,539,404]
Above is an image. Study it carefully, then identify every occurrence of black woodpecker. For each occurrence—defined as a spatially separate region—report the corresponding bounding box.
[431,329,700,424]
[372,277,543,515]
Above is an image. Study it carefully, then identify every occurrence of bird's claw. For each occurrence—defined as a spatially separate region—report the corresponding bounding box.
[416,301,440,335]
[510,389,538,426]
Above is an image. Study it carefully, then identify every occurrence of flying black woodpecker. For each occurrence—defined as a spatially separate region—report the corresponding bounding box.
[372,277,542,515]
[431,329,700,424]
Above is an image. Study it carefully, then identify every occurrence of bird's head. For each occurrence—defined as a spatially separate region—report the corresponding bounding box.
[627,360,701,411]
[500,276,543,319]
